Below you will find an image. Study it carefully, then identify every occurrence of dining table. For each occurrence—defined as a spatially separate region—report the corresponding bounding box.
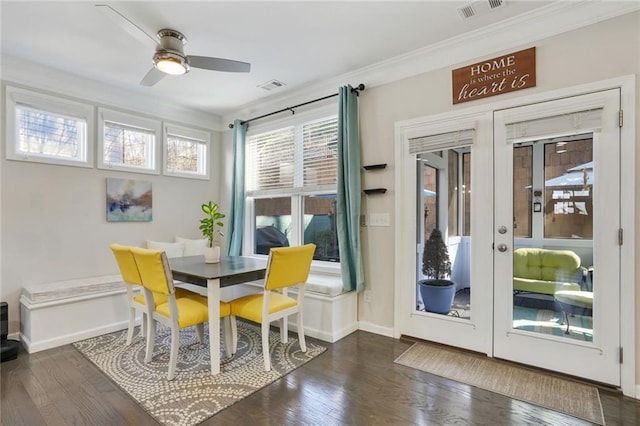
[169,255,267,375]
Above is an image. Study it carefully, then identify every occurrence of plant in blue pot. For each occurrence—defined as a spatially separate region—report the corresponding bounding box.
[419,228,455,314]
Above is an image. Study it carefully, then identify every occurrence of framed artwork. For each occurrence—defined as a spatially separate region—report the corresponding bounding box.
[106,178,152,222]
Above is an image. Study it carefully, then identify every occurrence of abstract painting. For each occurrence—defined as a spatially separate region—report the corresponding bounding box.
[106,178,152,222]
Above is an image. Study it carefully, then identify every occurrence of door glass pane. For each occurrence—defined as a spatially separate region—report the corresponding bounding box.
[417,148,470,320]
[463,153,471,236]
[448,151,459,237]
[513,145,532,237]
[423,165,437,237]
[254,197,291,254]
[544,138,593,239]
[512,137,593,342]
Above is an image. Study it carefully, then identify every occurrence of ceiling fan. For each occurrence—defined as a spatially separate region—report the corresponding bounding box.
[95,4,251,87]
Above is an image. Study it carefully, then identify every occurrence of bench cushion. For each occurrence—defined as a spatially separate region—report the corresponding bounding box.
[513,277,581,295]
[305,275,346,297]
[554,290,593,309]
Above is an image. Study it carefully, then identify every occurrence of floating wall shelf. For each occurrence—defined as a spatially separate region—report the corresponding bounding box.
[363,163,387,171]
[363,188,387,195]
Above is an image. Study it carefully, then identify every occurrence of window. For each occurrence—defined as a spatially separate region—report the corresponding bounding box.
[98,108,160,174]
[5,86,94,167]
[246,116,339,263]
[163,124,210,179]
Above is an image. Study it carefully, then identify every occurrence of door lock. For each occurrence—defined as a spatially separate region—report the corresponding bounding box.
[498,225,508,234]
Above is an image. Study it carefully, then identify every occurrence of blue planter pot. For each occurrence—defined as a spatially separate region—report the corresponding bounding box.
[419,279,456,314]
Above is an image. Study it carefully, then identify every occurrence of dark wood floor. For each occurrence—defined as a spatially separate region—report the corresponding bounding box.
[1,330,638,425]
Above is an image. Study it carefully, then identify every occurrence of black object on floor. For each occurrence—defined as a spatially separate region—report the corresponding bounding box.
[1,301,19,362]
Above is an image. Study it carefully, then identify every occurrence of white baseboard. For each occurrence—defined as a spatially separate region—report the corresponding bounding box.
[21,320,132,353]
[358,320,395,338]
[635,384,640,400]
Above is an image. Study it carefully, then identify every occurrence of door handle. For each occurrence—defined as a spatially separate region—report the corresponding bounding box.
[497,243,508,252]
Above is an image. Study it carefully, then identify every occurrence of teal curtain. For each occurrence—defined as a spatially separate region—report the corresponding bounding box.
[337,85,364,292]
[226,119,247,256]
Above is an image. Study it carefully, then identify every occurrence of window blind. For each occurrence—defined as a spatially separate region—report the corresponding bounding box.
[166,134,206,173]
[17,103,86,158]
[303,117,338,188]
[246,126,296,192]
[103,120,155,166]
[505,108,603,143]
[409,128,474,155]
[246,116,338,195]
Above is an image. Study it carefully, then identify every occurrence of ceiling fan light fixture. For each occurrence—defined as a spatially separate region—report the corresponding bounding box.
[153,51,189,75]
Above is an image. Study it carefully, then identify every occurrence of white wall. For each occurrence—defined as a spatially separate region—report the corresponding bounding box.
[218,11,639,385]
[356,9,639,329]
[0,61,222,335]
[356,11,640,384]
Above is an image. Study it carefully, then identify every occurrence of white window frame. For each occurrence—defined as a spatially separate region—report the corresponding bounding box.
[5,85,94,168]
[163,123,210,180]
[97,107,161,174]
[242,104,341,272]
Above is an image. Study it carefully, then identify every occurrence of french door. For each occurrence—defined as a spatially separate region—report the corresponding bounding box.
[493,90,621,385]
[397,88,623,386]
[396,113,494,355]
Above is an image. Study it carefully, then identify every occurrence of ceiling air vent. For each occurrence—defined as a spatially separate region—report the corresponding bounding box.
[257,79,287,91]
[458,4,476,19]
[458,0,507,19]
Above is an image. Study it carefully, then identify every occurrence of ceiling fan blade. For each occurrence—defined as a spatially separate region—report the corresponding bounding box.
[95,4,158,48]
[188,56,251,73]
[140,67,166,86]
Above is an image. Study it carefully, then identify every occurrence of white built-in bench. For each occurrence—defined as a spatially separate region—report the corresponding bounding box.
[20,272,357,353]
[222,273,358,343]
[20,275,130,353]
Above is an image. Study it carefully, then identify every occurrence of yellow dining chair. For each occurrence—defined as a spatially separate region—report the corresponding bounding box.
[130,247,236,380]
[230,243,315,371]
[110,244,194,346]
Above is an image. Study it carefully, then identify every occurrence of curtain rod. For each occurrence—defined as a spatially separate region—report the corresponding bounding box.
[228,83,365,129]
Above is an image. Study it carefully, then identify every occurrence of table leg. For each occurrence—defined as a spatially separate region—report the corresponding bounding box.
[207,278,221,375]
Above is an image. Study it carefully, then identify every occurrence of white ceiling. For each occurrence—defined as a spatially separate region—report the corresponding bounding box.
[0,1,630,118]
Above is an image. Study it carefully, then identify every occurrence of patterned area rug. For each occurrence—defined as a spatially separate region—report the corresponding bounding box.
[73,321,326,426]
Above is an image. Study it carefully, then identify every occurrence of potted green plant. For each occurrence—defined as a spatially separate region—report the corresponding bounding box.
[418,228,456,314]
[199,201,225,263]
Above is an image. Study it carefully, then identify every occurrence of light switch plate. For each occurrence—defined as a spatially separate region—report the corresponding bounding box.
[368,213,390,227]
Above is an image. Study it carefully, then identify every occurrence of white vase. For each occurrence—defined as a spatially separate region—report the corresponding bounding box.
[204,246,220,263]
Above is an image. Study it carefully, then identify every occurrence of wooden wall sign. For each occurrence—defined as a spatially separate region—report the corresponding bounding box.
[452,47,536,104]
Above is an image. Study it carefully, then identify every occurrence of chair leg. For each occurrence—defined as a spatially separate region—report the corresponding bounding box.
[280,317,288,343]
[562,310,571,335]
[195,323,204,344]
[230,315,238,355]
[222,317,236,357]
[297,313,306,353]
[126,307,136,345]
[167,325,179,381]
[262,321,271,371]
[141,312,147,338]
[145,319,156,363]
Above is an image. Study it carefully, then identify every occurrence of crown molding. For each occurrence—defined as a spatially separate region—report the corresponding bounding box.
[0,55,223,131]
[223,0,640,129]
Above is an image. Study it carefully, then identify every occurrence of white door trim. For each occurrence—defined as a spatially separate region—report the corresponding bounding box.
[393,75,635,397]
